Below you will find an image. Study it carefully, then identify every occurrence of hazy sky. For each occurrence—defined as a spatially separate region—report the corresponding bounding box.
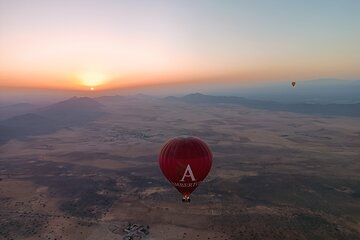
[0,0,359,91]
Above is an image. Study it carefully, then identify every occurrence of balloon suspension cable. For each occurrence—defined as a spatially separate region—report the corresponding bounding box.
[182,195,191,203]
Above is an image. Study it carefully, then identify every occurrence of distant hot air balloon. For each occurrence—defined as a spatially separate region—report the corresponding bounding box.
[159,136,212,202]
[291,81,296,87]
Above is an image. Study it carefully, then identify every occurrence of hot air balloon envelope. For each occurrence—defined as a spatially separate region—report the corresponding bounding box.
[158,136,212,202]
[292,81,296,87]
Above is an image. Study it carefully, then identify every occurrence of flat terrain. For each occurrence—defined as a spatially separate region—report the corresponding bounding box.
[1,97,360,240]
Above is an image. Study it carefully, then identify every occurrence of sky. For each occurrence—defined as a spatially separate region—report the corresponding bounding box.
[0,0,359,92]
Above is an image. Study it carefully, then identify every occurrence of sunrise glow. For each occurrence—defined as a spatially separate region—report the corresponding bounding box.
[0,1,359,91]
[79,72,108,88]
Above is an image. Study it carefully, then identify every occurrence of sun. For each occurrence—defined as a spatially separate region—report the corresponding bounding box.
[79,72,108,88]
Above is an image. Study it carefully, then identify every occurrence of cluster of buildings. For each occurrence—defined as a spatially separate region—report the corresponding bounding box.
[123,223,150,240]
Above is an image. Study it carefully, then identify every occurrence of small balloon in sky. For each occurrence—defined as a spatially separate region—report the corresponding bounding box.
[159,136,213,202]
[291,81,296,87]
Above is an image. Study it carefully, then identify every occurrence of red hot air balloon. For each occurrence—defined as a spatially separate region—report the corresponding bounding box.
[159,136,212,202]
[292,81,296,87]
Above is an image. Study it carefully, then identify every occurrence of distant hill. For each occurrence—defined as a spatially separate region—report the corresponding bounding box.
[166,93,360,117]
[41,96,103,111]
[0,97,106,144]
[0,103,39,120]
[38,97,105,125]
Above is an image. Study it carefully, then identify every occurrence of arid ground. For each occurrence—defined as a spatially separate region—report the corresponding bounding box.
[1,96,360,240]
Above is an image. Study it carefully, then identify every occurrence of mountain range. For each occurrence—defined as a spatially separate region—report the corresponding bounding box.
[1,86,359,145]
[0,97,105,144]
[166,93,360,117]
[212,79,360,104]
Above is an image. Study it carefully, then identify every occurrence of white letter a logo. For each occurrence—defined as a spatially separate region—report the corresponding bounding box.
[180,164,196,182]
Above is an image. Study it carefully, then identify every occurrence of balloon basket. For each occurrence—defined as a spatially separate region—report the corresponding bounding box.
[182,195,191,203]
